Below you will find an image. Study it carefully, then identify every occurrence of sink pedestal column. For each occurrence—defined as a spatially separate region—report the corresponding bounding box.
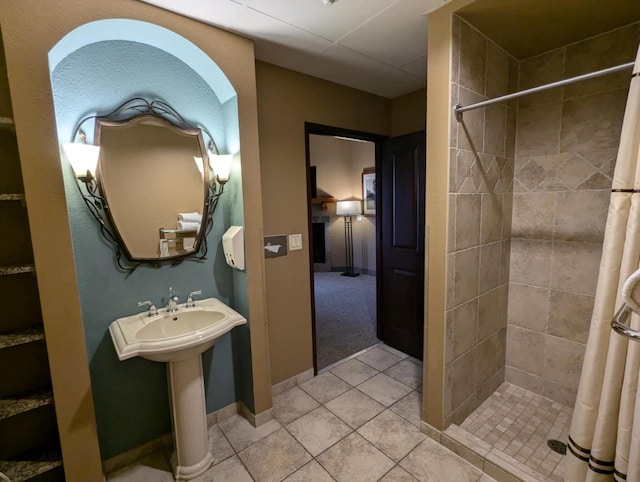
[167,356,214,480]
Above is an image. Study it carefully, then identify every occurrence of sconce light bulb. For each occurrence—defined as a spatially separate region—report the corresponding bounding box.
[209,153,233,184]
[63,142,101,180]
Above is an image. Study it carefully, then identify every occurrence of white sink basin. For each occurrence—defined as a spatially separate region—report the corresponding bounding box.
[109,297,246,362]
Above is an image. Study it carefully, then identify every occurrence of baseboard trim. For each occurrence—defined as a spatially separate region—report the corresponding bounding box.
[237,400,274,427]
[420,420,442,443]
[271,368,314,396]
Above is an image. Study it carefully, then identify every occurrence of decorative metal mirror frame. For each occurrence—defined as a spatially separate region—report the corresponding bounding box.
[68,98,227,274]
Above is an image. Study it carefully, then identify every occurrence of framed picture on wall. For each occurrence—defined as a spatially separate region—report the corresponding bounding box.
[362,171,376,216]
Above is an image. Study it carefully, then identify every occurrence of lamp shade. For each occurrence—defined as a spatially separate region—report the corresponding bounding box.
[63,142,101,179]
[336,200,362,216]
[209,153,233,182]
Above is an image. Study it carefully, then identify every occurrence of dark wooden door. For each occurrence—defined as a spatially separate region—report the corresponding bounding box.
[378,131,426,359]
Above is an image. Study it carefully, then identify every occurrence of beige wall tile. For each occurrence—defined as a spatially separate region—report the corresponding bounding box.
[517,49,565,109]
[479,242,502,294]
[478,288,502,340]
[514,158,547,191]
[554,190,609,243]
[564,23,640,99]
[485,41,511,99]
[548,290,594,344]
[451,299,479,359]
[504,366,544,395]
[550,241,602,295]
[453,247,480,306]
[481,193,502,244]
[509,239,552,287]
[556,153,596,189]
[477,367,505,404]
[544,336,585,390]
[506,108,517,159]
[484,104,507,157]
[454,149,477,193]
[507,283,549,332]
[447,253,455,310]
[448,193,456,253]
[446,310,455,365]
[454,194,481,250]
[451,15,461,86]
[500,240,511,285]
[511,192,556,240]
[458,87,486,152]
[477,331,501,385]
[449,348,478,411]
[506,326,545,376]
[544,379,577,408]
[516,103,562,157]
[501,193,513,240]
[561,90,628,153]
[498,284,509,329]
[459,21,487,94]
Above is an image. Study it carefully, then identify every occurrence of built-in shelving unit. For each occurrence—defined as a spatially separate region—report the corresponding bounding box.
[0,37,64,481]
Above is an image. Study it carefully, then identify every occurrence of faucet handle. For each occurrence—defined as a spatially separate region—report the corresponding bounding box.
[137,300,158,317]
[186,290,202,308]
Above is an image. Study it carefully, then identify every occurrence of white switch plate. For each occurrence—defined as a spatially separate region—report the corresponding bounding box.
[288,234,303,251]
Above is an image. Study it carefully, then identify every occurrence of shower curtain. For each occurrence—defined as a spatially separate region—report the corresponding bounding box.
[566,47,640,481]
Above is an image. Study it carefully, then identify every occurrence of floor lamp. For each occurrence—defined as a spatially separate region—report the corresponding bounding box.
[336,200,362,277]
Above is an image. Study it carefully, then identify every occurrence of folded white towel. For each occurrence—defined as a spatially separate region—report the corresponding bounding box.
[178,212,202,223]
[177,221,200,232]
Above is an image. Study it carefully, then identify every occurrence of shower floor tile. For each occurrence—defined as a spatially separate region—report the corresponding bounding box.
[460,383,571,481]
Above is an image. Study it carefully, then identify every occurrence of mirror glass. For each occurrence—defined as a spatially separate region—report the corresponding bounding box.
[96,115,209,261]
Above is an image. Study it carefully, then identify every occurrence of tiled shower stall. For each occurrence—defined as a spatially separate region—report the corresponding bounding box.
[444,15,640,481]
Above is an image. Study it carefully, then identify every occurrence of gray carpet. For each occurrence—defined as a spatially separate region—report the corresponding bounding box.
[314,272,379,370]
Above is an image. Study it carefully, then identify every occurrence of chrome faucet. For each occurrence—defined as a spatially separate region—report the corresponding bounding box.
[186,290,202,308]
[167,287,179,313]
[138,300,158,317]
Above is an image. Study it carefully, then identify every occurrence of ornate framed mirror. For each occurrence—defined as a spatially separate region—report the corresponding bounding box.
[64,98,227,273]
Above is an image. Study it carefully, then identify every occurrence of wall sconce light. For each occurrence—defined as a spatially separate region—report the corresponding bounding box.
[209,153,233,184]
[62,130,101,183]
[336,200,362,278]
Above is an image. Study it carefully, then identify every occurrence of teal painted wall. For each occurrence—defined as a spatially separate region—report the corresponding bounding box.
[50,37,252,459]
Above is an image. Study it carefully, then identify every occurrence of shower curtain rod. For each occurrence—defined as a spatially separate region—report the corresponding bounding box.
[454,61,635,122]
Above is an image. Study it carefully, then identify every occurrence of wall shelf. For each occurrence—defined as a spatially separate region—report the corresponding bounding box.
[0,265,35,276]
[0,194,25,202]
[0,389,52,421]
[0,328,45,351]
[0,116,14,131]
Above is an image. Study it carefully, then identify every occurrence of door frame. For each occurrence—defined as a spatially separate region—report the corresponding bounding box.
[304,122,386,373]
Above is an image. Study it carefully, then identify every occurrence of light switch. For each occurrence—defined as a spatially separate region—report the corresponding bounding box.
[289,234,303,251]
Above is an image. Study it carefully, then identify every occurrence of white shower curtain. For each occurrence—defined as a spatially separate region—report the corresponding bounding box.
[566,47,640,481]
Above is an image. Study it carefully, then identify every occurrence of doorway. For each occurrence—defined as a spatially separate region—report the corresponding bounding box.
[305,124,426,372]
[306,125,382,370]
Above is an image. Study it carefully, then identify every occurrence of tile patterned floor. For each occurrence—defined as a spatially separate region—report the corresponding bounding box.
[460,383,571,481]
[107,344,495,482]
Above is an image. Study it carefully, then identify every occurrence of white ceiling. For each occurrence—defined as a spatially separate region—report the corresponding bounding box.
[139,0,451,99]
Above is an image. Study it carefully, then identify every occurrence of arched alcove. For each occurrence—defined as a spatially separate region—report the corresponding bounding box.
[47,19,252,460]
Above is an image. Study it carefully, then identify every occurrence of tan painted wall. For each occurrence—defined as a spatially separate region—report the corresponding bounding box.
[390,89,426,137]
[256,61,390,384]
[0,2,269,480]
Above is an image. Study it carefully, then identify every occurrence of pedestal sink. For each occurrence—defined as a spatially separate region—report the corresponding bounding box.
[109,297,246,480]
